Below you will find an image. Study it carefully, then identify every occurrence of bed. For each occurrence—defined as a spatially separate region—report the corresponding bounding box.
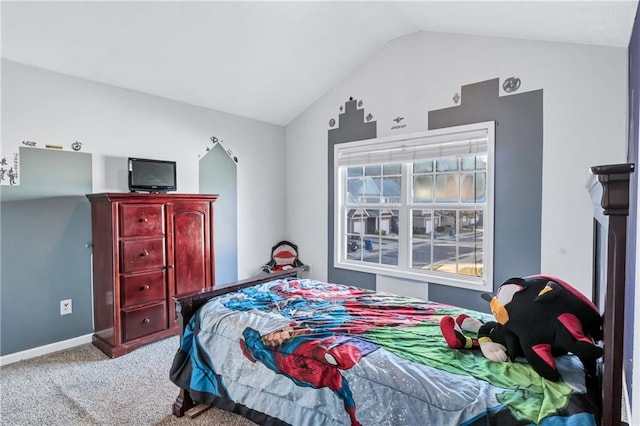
[170,163,634,426]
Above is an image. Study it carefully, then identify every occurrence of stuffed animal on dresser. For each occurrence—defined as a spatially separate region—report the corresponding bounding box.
[481,274,603,381]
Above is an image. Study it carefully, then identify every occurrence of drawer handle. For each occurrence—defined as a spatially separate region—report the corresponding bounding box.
[139,217,148,223]
[141,284,150,291]
[143,318,150,324]
[140,250,149,257]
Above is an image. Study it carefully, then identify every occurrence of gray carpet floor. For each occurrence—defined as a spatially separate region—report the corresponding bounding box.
[0,337,256,425]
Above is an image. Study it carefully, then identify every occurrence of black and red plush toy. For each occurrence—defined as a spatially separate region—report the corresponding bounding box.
[480,274,603,381]
[262,240,305,273]
[440,314,522,362]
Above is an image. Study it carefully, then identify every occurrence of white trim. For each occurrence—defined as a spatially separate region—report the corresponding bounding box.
[623,366,631,424]
[0,333,93,366]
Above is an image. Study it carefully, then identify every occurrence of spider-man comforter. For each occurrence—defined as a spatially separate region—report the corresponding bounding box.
[170,278,600,425]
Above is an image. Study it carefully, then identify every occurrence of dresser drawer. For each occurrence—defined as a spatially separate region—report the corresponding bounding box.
[120,238,165,273]
[122,303,167,342]
[121,271,166,308]
[119,204,164,237]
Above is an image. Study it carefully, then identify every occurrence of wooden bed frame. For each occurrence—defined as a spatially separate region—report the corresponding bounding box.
[172,163,634,426]
[588,163,634,426]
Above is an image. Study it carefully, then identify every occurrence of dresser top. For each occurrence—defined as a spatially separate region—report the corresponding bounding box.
[86,192,219,203]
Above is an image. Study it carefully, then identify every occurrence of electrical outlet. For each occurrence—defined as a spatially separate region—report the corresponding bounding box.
[60,299,72,315]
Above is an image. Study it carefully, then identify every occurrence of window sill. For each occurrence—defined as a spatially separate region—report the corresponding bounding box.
[334,261,491,292]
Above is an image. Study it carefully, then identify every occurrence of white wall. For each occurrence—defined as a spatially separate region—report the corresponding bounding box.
[1,59,286,279]
[285,31,628,298]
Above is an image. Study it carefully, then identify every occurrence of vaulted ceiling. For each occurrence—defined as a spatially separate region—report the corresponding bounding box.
[2,1,638,126]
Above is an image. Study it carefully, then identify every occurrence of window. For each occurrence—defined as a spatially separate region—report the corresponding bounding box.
[334,122,495,290]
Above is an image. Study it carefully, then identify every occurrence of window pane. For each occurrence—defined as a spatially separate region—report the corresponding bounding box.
[411,209,432,238]
[347,178,362,203]
[458,243,483,277]
[346,233,362,261]
[381,235,399,266]
[413,175,433,203]
[347,209,367,234]
[383,164,401,175]
[461,157,476,171]
[434,210,456,240]
[412,241,432,270]
[476,155,487,170]
[364,165,381,176]
[432,210,457,272]
[460,173,476,203]
[436,158,458,172]
[459,210,484,277]
[364,177,381,203]
[347,166,363,177]
[460,173,487,203]
[435,174,459,202]
[378,209,399,236]
[413,161,433,173]
[412,209,432,270]
[475,172,486,202]
[362,234,378,264]
[432,240,457,273]
[382,176,401,203]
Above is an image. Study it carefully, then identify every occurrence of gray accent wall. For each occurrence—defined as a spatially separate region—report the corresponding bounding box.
[199,143,238,285]
[428,78,543,310]
[328,99,377,289]
[326,80,543,312]
[1,147,93,355]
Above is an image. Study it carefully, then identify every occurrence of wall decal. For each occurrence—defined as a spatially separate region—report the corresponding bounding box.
[358,100,363,107]
[208,137,238,163]
[329,118,336,127]
[391,116,406,130]
[503,77,521,93]
[22,140,36,147]
[366,113,373,122]
[0,153,20,186]
[71,141,83,151]
[45,144,63,150]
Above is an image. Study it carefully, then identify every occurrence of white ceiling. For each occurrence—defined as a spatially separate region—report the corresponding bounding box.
[1,1,638,126]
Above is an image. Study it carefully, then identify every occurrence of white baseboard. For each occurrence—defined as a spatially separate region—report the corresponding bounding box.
[0,333,93,367]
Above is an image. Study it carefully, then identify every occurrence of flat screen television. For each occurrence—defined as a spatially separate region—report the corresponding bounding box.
[128,157,177,193]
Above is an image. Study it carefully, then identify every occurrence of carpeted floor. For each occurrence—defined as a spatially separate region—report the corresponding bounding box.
[0,337,255,425]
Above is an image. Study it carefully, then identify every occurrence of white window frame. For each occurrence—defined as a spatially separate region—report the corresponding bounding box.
[333,121,495,291]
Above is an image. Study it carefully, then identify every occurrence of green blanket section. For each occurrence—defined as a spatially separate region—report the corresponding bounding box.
[364,314,572,424]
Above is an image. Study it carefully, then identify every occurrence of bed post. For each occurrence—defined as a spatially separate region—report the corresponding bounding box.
[590,163,634,426]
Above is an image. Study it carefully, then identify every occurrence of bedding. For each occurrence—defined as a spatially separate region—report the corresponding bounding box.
[170,278,601,426]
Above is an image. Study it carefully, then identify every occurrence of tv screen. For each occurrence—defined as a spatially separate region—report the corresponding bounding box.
[128,158,177,193]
